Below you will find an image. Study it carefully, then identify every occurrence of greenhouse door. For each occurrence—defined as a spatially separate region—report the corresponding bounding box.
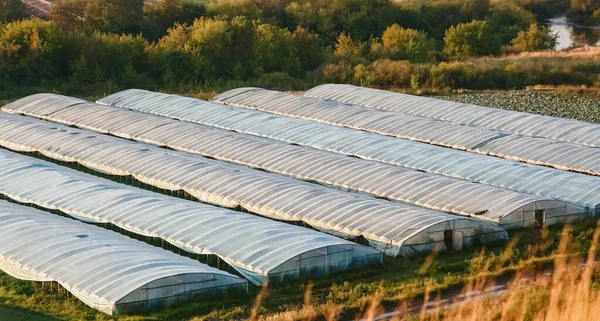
[453,232,463,251]
[444,230,453,250]
[535,210,545,229]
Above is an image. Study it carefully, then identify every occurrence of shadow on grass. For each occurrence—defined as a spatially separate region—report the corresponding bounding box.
[0,298,62,321]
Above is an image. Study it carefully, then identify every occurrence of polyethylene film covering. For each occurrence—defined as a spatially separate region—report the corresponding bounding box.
[214,88,600,177]
[304,84,600,148]
[1,93,571,227]
[0,149,380,285]
[93,90,597,214]
[0,111,507,256]
[0,200,247,315]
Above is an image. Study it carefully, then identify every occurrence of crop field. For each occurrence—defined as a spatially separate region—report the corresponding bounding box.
[435,90,600,124]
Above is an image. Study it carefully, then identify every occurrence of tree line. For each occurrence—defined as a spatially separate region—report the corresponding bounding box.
[0,0,595,98]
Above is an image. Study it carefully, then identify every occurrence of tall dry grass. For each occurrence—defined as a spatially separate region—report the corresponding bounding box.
[258,222,600,321]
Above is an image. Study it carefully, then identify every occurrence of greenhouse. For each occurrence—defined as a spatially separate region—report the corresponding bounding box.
[15,92,581,229]
[0,150,382,285]
[93,90,600,215]
[304,84,600,148]
[0,200,247,315]
[212,88,600,176]
[0,111,509,256]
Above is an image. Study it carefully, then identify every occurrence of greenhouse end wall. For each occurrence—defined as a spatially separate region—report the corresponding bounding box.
[114,274,248,315]
[266,245,383,284]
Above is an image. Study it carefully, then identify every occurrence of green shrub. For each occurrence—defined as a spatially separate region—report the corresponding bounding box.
[354,59,425,88]
[443,20,500,58]
[486,2,537,45]
[509,23,557,52]
[372,24,435,62]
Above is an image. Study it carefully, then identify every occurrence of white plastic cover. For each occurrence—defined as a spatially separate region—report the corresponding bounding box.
[0,93,577,227]
[0,200,247,315]
[0,111,508,256]
[304,84,600,148]
[0,149,380,285]
[214,87,600,176]
[94,90,599,213]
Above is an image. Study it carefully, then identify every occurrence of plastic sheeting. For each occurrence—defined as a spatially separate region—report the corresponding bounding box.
[0,94,577,228]
[0,150,381,285]
[0,111,508,256]
[213,88,600,177]
[0,200,247,315]
[94,90,600,213]
[304,84,600,148]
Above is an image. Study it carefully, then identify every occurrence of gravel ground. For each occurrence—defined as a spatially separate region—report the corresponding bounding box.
[433,91,600,124]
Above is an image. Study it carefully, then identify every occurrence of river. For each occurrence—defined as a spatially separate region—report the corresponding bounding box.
[548,16,600,49]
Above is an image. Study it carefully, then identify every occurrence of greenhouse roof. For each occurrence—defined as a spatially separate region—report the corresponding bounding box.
[0,149,378,285]
[1,93,572,224]
[0,110,507,256]
[93,89,600,211]
[214,87,600,176]
[304,84,600,148]
[0,200,246,315]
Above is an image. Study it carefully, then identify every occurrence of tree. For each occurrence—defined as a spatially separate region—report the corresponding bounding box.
[50,0,86,31]
[0,0,28,23]
[486,3,537,45]
[251,22,300,76]
[84,0,144,34]
[378,24,434,62]
[285,0,395,42]
[443,20,499,58]
[571,0,600,13]
[292,26,324,71]
[51,0,144,34]
[509,23,557,52]
[143,0,206,40]
[334,32,362,58]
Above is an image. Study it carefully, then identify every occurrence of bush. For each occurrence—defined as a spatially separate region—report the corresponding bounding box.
[509,23,557,53]
[486,3,537,45]
[443,20,500,58]
[372,24,435,62]
[354,59,425,88]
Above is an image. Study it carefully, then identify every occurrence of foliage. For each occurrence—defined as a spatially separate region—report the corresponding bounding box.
[443,20,499,58]
[486,3,537,46]
[0,0,28,23]
[396,0,490,40]
[568,0,600,23]
[509,23,558,53]
[370,24,434,62]
[285,0,396,41]
[51,0,144,34]
[2,0,600,99]
[143,0,206,40]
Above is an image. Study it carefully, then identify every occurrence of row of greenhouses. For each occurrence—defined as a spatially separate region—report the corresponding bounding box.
[0,112,508,257]
[304,84,600,148]
[94,89,600,213]
[3,84,600,315]
[0,200,248,315]
[3,93,580,229]
[213,88,600,176]
[0,149,381,286]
